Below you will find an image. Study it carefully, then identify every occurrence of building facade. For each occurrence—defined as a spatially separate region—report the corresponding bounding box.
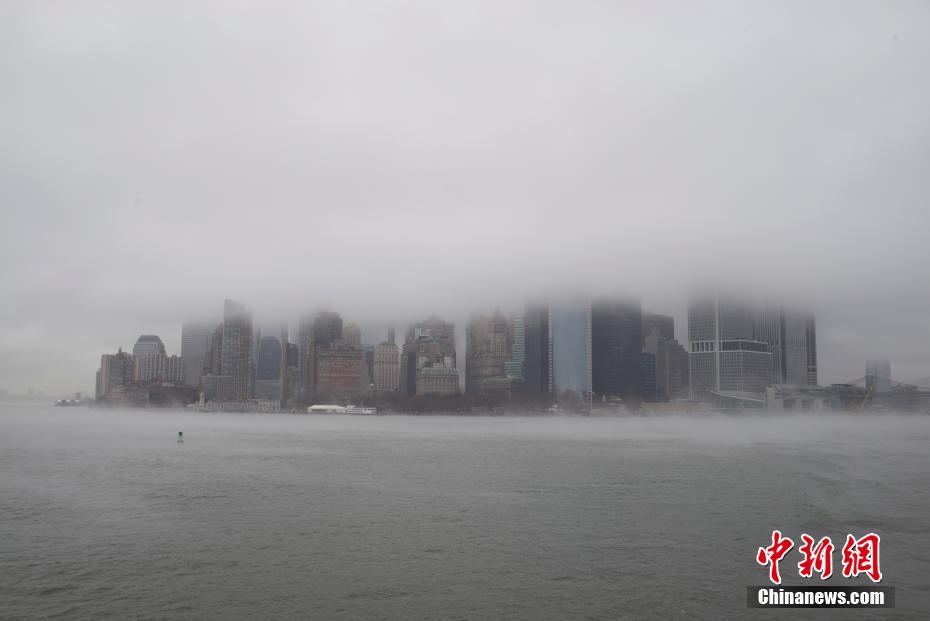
[591,296,641,399]
[688,294,774,402]
[219,299,254,401]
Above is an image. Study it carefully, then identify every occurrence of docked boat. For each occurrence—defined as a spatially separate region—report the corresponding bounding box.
[306,404,377,414]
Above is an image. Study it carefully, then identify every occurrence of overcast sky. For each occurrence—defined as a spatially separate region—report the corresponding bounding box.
[2,1,929,395]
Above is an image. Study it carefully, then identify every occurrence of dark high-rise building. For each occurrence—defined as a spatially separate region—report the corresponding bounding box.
[311,311,343,348]
[523,301,551,395]
[256,336,283,381]
[279,342,300,404]
[591,295,642,399]
[220,299,253,401]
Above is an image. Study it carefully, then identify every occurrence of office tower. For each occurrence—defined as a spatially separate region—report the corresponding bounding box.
[374,340,400,393]
[309,341,368,401]
[279,342,300,404]
[181,322,214,388]
[465,310,512,398]
[97,348,134,398]
[132,335,167,383]
[254,335,283,400]
[866,359,891,394]
[400,316,458,396]
[504,313,525,380]
[311,311,343,347]
[638,352,657,401]
[524,301,552,395]
[296,312,315,399]
[362,345,374,387]
[591,295,641,399]
[642,313,675,342]
[756,308,812,386]
[205,324,224,376]
[256,336,283,381]
[343,323,362,348]
[644,327,669,400]
[688,294,773,401]
[667,339,689,399]
[387,326,396,345]
[550,298,592,399]
[805,317,818,385]
[220,299,253,401]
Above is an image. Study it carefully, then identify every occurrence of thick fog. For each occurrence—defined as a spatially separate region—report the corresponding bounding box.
[2,2,929,394]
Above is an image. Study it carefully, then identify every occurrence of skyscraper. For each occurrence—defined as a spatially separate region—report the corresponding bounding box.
[805,317,818,386]
[688,294,773,401]
[220,299,253,401]
[523,301,551,395]
[400,316,458,396]
[591,295,642,400]
[97,348,133,399]
[504,313,525,381]
[465,310,512,398]
[550,298,592,400]
[131,335,167,383]
[374,340,400,394]
[756,308,812,386]
[644,327,669,400]
[181,321,214,388]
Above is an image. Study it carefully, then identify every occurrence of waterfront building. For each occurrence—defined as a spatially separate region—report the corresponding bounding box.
[591,295,641,400]
[279,342,300,404]
[756,308,813,386]
[132,335,167,383]
[296,312,315,399]
[644,327,668,400]
[523,301,552,395]
[667,339,689,399]
[503,313,525,381]
[256,335,283,381]
[374,340,400,393]
[181,321,214,388]
[465,310,512,398]
[400,316,458,397]
[688,294,774,401]
[806,317,818,385]
[219,299,254,401]
[97,348,134,399]
[309,340,368,401]
[550,298,592,400]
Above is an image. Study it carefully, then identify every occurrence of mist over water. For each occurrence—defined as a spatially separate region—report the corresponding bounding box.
[2,406,928,620]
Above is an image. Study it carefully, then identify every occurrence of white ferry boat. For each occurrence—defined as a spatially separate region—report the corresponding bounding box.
[306,404,377,414]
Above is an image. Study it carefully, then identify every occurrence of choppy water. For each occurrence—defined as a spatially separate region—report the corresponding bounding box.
[1,406,929,620]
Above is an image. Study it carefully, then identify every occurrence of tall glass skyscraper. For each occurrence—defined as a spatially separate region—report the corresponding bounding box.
[549,299,592,398]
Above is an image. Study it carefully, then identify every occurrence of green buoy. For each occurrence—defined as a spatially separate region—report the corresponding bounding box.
[177,430,184,444]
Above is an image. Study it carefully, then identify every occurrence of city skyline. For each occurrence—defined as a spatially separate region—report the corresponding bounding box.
[3,2,930,394]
